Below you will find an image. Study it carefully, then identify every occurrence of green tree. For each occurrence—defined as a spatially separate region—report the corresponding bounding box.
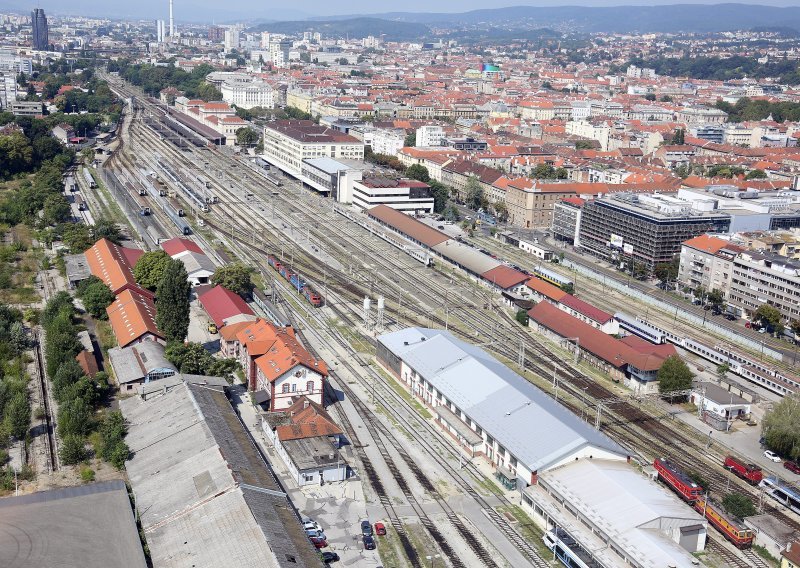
[443,204,460,222]
[4,392,30,440]
[133,250,171,291]
[465,177,483,210]
[532,163,556,179]
[575,140,594,150]
[717,363,730,379]
[754,304,784,335]
[59,434,87,465]
[654,256,679,284]
[92,217,122,244]
[405,164,430,183]
[515,309,529,326]
[78,278,115,319]
[721,493,757,519]
[60,223,94,252]
[762,394,800,460]
[210,262,254,297]
[165,341,214,374]
[404,132,416,147]
[791,319,800,338]
[42,194,72,226]
[671,128,685,145]
[707,289,725,309]
[51,358,84,403]
[196,82,222,102]
[58,398,92,437]
[430,181,449,213]
[745,169,767,180]
[235,127,259,147]
[156,259,190,342]
[657,355,694,395]
[644,93,656,101]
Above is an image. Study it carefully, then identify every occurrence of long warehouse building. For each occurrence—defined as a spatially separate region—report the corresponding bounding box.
[377,327,707,568]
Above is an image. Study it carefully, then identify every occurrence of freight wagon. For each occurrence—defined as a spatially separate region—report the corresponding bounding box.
[267,254,323,307]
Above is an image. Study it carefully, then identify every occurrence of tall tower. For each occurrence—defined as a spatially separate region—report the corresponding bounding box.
[169,0,174,37]
[31,8,48,51]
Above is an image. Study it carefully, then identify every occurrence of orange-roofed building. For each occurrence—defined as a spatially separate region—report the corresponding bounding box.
[106,288,164,348]
[678,234,744,292]
[263,396,351,486]
[84,238,146,295]
[232,319,328,410]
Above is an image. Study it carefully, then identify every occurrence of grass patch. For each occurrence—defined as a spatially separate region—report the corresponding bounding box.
[496,504,551,559]
[377,524,406,568]
[405,522,440,562]
[475,476,505,498]
[753,544,780,567]
[94,320,117,356]
[372,363,432,420]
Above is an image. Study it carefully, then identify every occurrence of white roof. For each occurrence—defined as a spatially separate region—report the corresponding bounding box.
[540,459,705,568]
[378,328,627,473]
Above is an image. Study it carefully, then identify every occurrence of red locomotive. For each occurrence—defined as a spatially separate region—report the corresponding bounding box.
[653,458,703,501]
[724,455,763,485]
[267,254,324,308]
[694,496,754,549]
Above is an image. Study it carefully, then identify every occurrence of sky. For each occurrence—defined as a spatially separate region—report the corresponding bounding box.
[3,0,800,22]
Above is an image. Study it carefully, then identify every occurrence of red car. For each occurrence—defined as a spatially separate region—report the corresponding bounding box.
[374,522,386,536]
[309,536,328,549]
[785,461,800,474]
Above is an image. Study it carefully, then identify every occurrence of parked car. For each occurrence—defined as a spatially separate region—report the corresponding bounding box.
[363,535,376,550]
[309,536,328,549]
[306,528,326,540]
[321,551,340,563]
[360,520,373,537]
[374,522,386,536]
[303,519,322,532]
[758,327,767,334]
[765,450,782,462]
[785,461,800,474]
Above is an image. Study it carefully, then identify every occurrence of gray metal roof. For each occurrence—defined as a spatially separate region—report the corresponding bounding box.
[431,240,500,275]
[0,480,147,568]
[180,251,216,276]
[378,328,627,473]
[108,341,176,384]
[120,382,322,568]
[303,156,351,174]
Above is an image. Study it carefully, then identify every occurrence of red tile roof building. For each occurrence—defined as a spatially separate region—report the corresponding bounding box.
[198,285,256,328]
[529,301,676,392]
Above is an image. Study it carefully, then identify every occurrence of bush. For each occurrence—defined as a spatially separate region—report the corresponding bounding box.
[79,465,95,482]
[59,434,87,465]
[722,493,756,519]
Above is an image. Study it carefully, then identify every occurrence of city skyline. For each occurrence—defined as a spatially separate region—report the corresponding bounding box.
[2,0,800,22]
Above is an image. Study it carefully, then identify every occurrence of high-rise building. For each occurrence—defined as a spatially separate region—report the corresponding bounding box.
[156,20,165,43]
[169,0,174,37]
[31,8,48,51]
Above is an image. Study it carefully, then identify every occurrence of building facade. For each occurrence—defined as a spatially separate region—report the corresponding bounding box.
[728,252,800,322]
[579,194,731,271]
[31,9,48,51]
[352,178,434,214]
[262,120,364,178]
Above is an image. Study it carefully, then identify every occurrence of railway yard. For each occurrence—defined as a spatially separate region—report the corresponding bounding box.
[84,74,800,568]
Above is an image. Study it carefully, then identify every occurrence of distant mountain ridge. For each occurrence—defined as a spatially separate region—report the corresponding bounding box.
[308,4,800,34]
[251,17,430,41]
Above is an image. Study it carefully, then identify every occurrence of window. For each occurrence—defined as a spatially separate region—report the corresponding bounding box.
[306,380,314,392]
[291,384,297,393]
[282,384,290,394]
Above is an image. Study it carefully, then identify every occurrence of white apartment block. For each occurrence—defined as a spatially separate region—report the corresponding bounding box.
[416,124,446,147]
[566,120,610,151]
[371,128,405,156]
[262,120,364,178]
[678,235,740,294]
[220,79,274,109]
[729,252,800,322]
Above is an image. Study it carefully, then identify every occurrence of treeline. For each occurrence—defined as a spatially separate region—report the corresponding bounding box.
[109,60,222,101]
[0,304,33,489]
[42,292,128,469]
[715,97,800,122]
[617,56,800,85]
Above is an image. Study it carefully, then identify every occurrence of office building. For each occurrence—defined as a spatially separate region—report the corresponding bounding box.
[262,119,364,178]
[155,20,165,43]
[551,197,586,246]
[31,9,48,51]
[579,193,731,271]
[678,234,743,293]
[351,177,434,214]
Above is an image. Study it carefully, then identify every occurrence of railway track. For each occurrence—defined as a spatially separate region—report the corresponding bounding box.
[32,330,57,473]
[107,78,796,565]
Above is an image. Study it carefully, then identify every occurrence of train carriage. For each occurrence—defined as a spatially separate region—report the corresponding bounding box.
[266,253,324,308]
[693,497,754,549]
